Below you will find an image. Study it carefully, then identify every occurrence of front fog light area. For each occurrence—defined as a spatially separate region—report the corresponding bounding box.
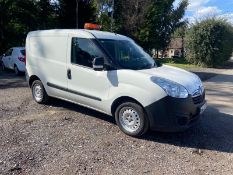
[151,77,188,98]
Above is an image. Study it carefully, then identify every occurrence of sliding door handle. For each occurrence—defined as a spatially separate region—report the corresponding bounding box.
[67,69,71,79]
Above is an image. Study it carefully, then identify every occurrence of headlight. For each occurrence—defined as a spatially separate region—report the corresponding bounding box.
[151,77,188,98]
[198,77,205,94]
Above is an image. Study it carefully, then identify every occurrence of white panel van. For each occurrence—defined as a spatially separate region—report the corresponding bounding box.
[26,29,206,137]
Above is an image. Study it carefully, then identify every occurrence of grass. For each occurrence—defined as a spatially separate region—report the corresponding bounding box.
[157,57,200,69]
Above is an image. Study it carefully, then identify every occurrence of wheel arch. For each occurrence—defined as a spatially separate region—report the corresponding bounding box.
[14,63,19,70]
[29,75,41,87]
[111,96,144,116]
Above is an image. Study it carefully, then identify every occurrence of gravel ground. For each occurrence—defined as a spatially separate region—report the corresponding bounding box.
[0,68,233,175]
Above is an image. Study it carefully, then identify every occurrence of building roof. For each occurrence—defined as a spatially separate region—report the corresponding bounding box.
[168,38,182,49]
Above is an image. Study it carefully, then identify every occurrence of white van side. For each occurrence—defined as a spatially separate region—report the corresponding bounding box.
[27,31,70,100]
[26,29,206,137]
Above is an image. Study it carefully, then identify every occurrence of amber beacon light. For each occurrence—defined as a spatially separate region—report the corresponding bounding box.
[84,23,101,30]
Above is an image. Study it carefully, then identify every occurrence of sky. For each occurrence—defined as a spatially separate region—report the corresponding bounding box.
[174,0,233,24]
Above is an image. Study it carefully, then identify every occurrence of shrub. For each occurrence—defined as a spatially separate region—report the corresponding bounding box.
[185,18,233,67]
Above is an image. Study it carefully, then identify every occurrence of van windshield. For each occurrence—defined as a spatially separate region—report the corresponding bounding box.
[99,39,156,70]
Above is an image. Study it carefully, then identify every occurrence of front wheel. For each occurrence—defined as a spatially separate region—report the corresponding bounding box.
[115,102,149,137]
[31,80,49,104]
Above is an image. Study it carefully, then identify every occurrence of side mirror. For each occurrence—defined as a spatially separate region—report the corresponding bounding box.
[93,57,104,71]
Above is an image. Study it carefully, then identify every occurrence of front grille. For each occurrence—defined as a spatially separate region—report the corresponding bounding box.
[192,93,205,104]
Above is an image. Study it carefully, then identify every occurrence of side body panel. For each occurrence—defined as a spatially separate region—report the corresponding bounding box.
[14,49,26,72]
[2,48,13,69]
[2,56,9,68]
[26,34,70,99]
[66,34,166,115]
[26,30,167,116]
[102,70,167,114]
[9,48,17,69]
[66,34,112,111]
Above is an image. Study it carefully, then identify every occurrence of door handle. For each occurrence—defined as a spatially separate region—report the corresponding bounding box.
[67,69,71,79]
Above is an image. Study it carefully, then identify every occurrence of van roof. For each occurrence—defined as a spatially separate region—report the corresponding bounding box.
[27,29,129,40]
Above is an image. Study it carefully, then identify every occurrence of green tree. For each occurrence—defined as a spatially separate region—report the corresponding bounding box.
[0,0,12,53]
[0,0,58,53]
[137,0,188,55]
[114,0,151,40]
[112,0,187,55]
[94,0,114,31]
[58,0,96,29]
[36,0,58,29]
[185,18,233,67]
[0,0,39,53]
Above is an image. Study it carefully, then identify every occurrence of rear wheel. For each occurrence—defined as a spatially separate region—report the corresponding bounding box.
[14,65,20,75]
[115,101,149,137]
[1,62,6,71]
[31,80,49,104]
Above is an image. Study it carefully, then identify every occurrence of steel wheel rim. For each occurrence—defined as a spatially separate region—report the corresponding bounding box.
[119,107,141,133]
[33,84,43,102]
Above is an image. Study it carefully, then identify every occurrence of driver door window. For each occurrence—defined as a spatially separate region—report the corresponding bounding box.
[71,38,105,68]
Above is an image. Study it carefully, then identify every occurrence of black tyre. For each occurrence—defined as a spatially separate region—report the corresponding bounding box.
[31,80,49,104]
[115,101,149,137]
[14,65,20,75]
[2,62,6,71]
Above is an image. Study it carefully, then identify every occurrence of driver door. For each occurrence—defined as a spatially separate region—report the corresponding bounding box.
[66,36,111,110]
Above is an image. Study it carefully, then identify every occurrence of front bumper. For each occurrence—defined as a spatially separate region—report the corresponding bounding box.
[145,94,206,132]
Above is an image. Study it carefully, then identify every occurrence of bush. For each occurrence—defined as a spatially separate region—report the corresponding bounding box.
[185,18,233,67]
